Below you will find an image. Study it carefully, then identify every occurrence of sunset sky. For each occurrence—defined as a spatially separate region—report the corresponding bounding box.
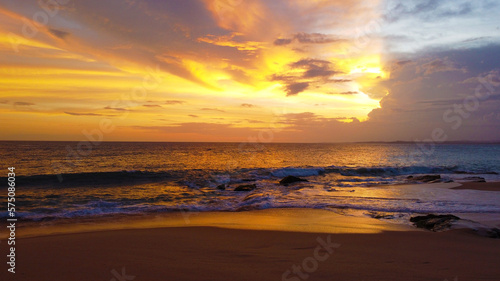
[1,0,500,142]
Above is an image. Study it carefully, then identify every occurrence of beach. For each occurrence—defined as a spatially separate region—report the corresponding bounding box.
[1,142,500,280]
[3,198,500,281]
[3,0,500,279]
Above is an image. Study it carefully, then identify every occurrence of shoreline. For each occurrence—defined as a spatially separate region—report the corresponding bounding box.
[2,187,499,280]
[11,208,413,239]
[3,224,499,280]
[6,181,500,239]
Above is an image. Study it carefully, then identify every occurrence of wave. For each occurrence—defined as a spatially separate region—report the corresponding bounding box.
[271,167,325,177]
[5,170,175,188]
[4,165,498,189]
[271,165,498,178]
[8,195,500,222]
[323,165,498,176]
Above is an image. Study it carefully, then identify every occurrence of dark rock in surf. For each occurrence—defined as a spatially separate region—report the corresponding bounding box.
[407,175,441,183]
[234,184,257,192]
[216,184,226,190]
[367,211,395,219]
[279,176,308,186]
[462,176,486,182]
[410,214,460,231]
[475,227,500,239]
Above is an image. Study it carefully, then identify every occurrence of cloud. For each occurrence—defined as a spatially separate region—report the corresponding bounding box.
[165,100,185,105]
[104,106,129,111]
[48,28,70,40]
[294,32,341,44]
[462,36,491,43]
[395,60,413,66]
[132,122,259,141]
[271,58,343,96]
[245,119,264,123]
[366,44,500,140]
[13,102,35,106]
[143,104,163,108]
[273,33,342,46]
[64,112,105,116]
[417,58,466,75]
[2,0,499,142]
[384,1,476,22]
[285,82,309,96]
[201,108,225,112]
[273,38,293,46]
[291,59,340,79]
[329,79,352,83]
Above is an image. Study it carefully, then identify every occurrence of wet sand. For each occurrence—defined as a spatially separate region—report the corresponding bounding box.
[451,181,500,191]
[1,209,499,281]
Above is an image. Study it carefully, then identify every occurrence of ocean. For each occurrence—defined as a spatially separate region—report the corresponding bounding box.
[2,141,500,223]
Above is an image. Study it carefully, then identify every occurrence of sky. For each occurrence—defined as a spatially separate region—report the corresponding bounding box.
[0,0,499,142]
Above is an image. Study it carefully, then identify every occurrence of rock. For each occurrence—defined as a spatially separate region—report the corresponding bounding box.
[410,214,460,231]
[367,211,395,219]
[234,184,256,191]
[462,176,486,182]
[475,227,500,239]
[216,184,226,190]
[279,175,308,186]
[407,175,441,183]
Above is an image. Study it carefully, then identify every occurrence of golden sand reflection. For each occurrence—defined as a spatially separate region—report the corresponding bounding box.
[14,208,412,239]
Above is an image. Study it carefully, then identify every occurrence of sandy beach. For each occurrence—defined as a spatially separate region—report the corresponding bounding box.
[2,204,500,281]
[3,0,500,278]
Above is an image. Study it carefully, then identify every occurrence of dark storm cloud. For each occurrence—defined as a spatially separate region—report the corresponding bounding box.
[366,44,500,141]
